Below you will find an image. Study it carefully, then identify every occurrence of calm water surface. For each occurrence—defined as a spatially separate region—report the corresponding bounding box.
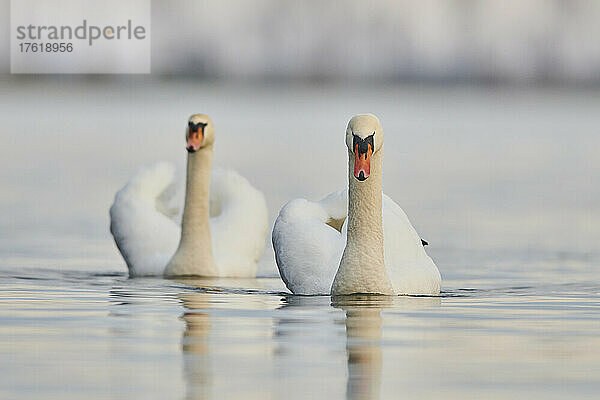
[1,249,599,400]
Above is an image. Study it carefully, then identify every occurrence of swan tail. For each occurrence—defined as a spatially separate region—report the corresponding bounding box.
[110,162,181,277]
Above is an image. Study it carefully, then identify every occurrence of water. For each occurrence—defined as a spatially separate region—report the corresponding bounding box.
[1,78,599,398]
[1,252,599,400]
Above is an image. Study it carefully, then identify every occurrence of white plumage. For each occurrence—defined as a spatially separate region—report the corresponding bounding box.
[272,189,441,295]
[110,162,269,277]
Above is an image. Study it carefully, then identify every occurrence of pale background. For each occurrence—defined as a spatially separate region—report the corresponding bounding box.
[0,0,598,274]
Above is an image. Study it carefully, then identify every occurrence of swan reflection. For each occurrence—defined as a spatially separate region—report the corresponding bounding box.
[179,287,214,400]
[176,277,276,400]
[332,295,391,400]
[333,295,441,400]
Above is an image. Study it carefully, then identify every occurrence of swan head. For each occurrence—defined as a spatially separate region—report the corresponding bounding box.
[186,114,215,153]
[345,114,383,181]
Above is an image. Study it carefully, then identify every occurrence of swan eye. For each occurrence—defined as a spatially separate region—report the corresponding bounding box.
[188,121,208,137]
[352,134,375,154]
[187,121,208,152]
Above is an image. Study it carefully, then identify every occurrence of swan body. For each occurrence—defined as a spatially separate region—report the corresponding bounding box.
[273,190,440,295]
[272,114,441,295]
[110,115,269,277]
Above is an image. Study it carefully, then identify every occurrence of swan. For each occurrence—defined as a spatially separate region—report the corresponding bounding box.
[272,114,441,295]
[110,114,269,277]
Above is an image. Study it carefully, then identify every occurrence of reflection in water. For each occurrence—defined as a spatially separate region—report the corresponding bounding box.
[174,277,278,400]
[7,271,599,399]
[180,292,212,400]
[274,295,339,358]
[333,295,392,400]
[332,295,442,400]
[176,278,220,400]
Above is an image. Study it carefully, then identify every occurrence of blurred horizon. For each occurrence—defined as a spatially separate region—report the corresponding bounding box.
[1,0,600,85]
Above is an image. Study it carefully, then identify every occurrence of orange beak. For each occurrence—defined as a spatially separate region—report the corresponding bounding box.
[186,123,205,153]
[354,143,372,181]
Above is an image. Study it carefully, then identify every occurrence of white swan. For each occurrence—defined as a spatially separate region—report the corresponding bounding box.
[272,114,441,295]
[110,114,269,277]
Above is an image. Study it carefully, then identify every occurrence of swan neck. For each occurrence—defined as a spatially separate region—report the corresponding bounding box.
[332,148,393,295]
[182,146,212,232]
[165,145,216,276]
[347,150,383,238]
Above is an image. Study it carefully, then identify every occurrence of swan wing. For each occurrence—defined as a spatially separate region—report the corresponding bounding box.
[109,162,181,277]
[208,168,269,277]
[272,192,347,295]
[382,194,441,295]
